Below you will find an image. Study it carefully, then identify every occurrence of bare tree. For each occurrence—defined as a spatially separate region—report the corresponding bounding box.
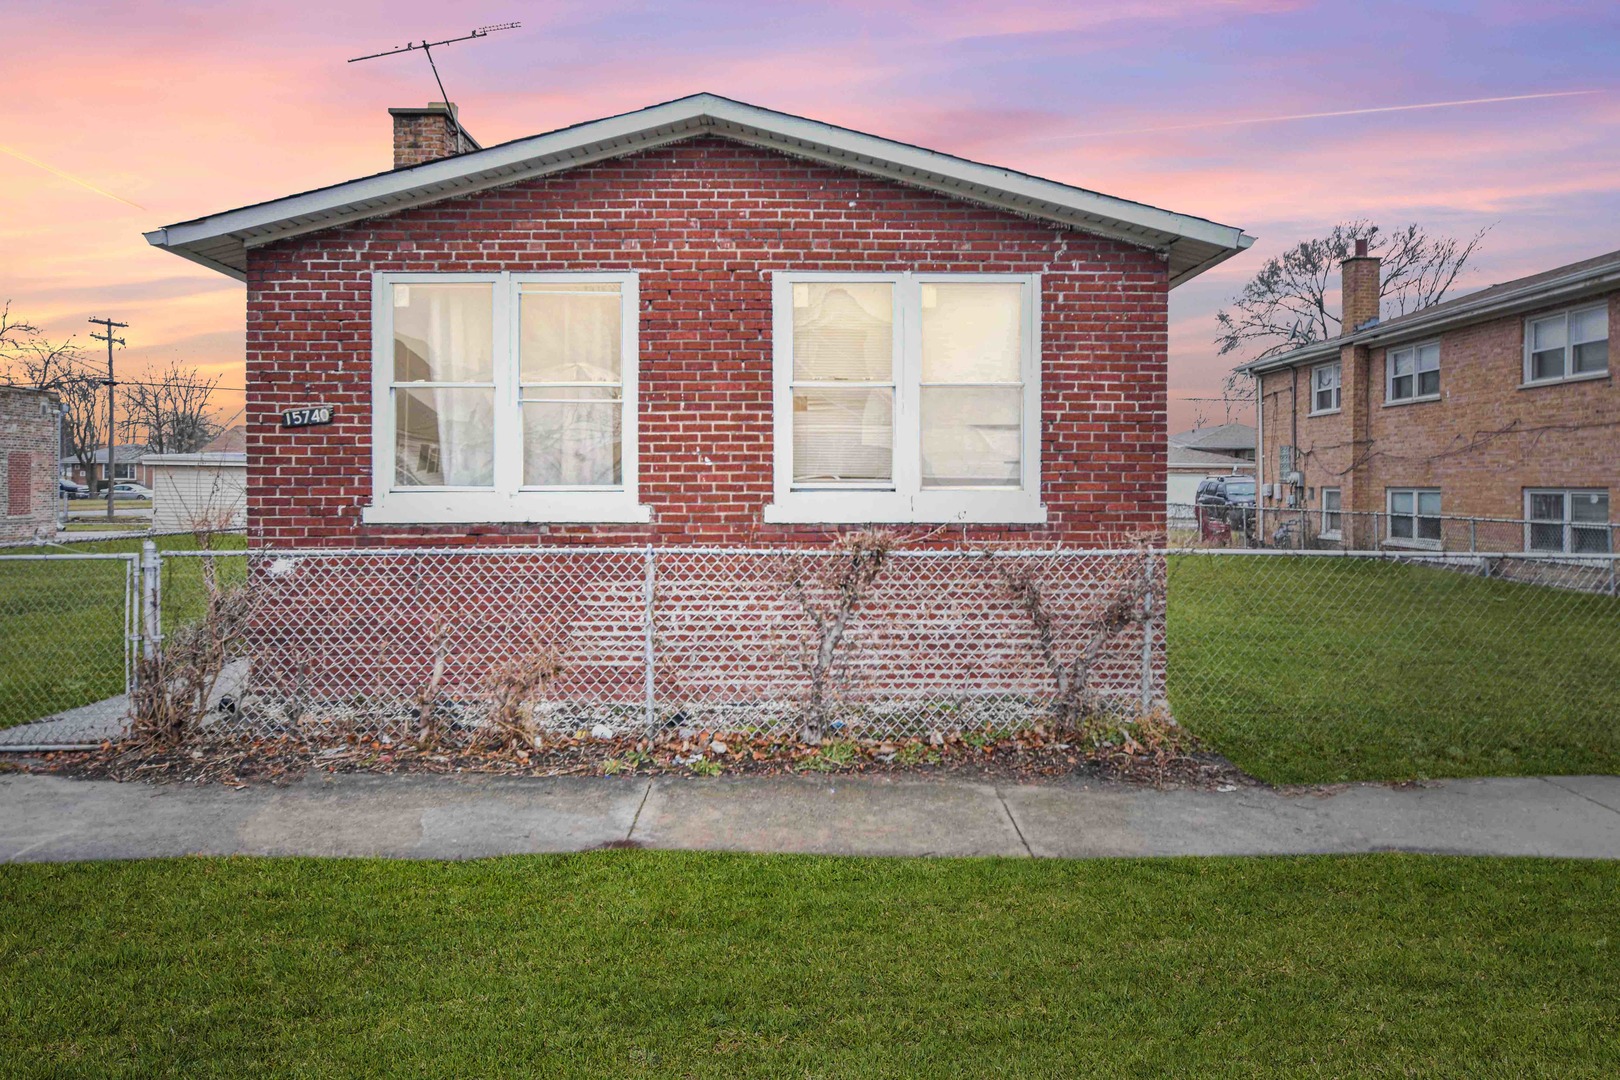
[124,361,222,453]
[1213,221,1488,401]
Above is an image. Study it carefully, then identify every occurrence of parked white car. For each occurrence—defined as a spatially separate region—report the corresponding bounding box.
[111,482,154,500]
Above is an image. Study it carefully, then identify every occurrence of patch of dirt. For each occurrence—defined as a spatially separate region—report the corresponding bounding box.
[18,718,1255,792]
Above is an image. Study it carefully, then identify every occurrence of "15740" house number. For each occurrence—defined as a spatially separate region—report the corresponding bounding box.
[281,405,335,429]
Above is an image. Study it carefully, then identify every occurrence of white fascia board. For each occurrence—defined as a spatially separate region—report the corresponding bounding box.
[147,93,1252,278]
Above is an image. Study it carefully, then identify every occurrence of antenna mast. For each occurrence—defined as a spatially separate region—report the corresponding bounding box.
[348,23,521,155]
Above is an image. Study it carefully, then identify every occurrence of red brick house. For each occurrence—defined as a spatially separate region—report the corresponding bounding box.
[1,386,61,545]
[146,94,1252,549]
[1242,245,1617,554]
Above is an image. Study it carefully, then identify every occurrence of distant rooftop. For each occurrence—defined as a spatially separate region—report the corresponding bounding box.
[1169,422,1255,454]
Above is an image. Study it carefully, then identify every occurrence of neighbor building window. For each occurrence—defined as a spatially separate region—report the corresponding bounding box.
[365,272,646,524]
[1387,488,1441,547]
[1525,489,1611,554]
[1310,361,1340,414]
[1387,342,1440,402]
[766,272,1042,523]
[1320,487,1342,539]
[1525,304,1608,384]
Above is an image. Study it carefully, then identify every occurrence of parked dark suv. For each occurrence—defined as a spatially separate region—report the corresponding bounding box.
[1195,474,1257,535]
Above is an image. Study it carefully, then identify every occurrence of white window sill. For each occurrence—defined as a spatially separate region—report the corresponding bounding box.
[764,490,1047,525]
[362,491,652,525]
[1519,370,1609,390]
[1383,394,1441,407]
[1319,530,1343,542]
[1307,408,1341,417]
[1382,537,1442,551]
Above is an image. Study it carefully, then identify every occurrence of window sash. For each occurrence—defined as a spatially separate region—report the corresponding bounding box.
[1311,362,1340,413]
[1526,306,1609,383]
[369,272,642,519]
[769,272,1041,522]
[1525,489,1612,554]
[1321,488,1342,535]
[1388,343,1439,401]
[1387,489,1441,545]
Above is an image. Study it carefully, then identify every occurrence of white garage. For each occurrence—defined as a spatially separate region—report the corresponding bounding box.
[143,451,247,532]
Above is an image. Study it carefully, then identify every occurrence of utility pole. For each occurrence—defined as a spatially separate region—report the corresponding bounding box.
[88,317,127,521]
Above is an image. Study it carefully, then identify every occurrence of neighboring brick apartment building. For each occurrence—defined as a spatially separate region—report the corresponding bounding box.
[1243,245,1617,554]
[0,385,61,544]
[144,94,1252,548]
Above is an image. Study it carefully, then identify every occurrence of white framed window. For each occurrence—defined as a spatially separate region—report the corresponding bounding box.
[364,271,648,524]
[1386,341,1440,403]
[1309,361,1340,415]
[765,272,1044,524]
[1386,488,1441,548]
[1320,487,1342,540]
[1524,304,1608,385]
[1525,489,1611,554]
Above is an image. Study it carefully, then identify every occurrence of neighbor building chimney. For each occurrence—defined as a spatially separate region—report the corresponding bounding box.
[1340,237,1381,335]
[389,102,479,169]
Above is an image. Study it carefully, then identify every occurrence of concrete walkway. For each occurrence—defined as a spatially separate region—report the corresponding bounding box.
[3,771,1618,862]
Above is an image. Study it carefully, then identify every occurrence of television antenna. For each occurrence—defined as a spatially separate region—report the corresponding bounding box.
[348,23,521,154]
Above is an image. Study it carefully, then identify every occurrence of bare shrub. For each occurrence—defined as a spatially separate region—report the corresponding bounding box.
[129,582,256,747]
[997,546,1160,727]
[472,640,565,751]
[780,529,896,745]
[413,619,452,749]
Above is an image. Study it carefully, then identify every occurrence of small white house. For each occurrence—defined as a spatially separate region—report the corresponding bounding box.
[143,451,247,532]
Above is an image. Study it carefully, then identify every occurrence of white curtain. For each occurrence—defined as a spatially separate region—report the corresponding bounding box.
[392,284,494,487]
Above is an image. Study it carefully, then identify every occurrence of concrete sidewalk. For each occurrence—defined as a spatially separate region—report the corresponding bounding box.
[3,771,1618,862]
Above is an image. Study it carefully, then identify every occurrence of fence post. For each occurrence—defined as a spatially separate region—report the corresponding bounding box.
[1469,518,1477,553]
[642,545,656,733]
[140,539,162,663]
[1139,551,1156,712]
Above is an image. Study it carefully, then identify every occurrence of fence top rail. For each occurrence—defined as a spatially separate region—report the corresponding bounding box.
[1168,502,1618,530]
[181,545,1158,559]
[0,552,140,563]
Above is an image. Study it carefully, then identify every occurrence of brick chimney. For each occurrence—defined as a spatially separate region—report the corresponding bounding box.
[1340,237,1381,335]
[389,102,479,169]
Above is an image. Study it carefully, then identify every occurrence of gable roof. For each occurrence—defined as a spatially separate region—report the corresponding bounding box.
[1169,446,1255,470]
[1240,247,1620,375]
[145,93,1253,287]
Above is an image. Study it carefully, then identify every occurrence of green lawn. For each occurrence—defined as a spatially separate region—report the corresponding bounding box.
[1168,555,1620,784]
[0,534,246,728]
[0,852,1614,1077]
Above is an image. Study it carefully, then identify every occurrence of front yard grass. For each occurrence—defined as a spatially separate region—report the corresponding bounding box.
[1167,554,1620,784]
[1,852,1615,1077]
[0,534,246,728]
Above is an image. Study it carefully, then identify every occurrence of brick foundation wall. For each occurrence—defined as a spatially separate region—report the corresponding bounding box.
[247,136,1171,549]
[1258,291,1618,538]
[0,387,60,544]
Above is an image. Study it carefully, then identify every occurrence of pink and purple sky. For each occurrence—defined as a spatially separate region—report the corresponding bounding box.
[4,0,1617,434]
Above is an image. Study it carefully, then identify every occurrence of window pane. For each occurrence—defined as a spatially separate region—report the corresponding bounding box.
[1391,515,1414,539]
[1391,352,1414,377]
[519,284,622,384]
[1417,491,1441,515]
[1571,492,1608,523]
[1323,490,1341,511]
[1391,491,1414,514]
[392,283,493,382]
[920,386,1022,488]
[792,283,893,381]
[792,388,893,483]
[1417,344,1440,371]
[1390,374,1413,400]
[394,387,494,486]
[1530,522,1565,552]
[522,389,622,487]
[1531,348,1565,381]
[1573,340,1608,374]
[1417,369,1440,396]
[1530,493,1564,520]
[1572,526,1611,554]
[1417,514,1442,542]
[920,283,1022,382]
[1570,306,1607,344]
[1531,316,1566,351]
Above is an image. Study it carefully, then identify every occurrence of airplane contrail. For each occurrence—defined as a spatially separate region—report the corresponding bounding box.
[1041,89,1602,141]
[0,143,146,210]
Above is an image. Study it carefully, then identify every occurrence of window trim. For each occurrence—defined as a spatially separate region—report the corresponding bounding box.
[1522,303,1609,386]
[1385,487,1442,550]
[1319,486,1342,540]
[1308,361,1341,416]
[764,271,1045,524]
[1524,487,1612,555]
[1385,340,1441,405]
[363,271,649,525]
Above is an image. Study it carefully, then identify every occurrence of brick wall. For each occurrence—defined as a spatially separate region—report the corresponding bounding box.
[247,136,1171,549]
[0,386,60,544]
[1258,291,1618,541]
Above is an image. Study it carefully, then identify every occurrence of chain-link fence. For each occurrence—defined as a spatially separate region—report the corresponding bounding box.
[1171,502,1619,559]
[2,543,1617,781]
